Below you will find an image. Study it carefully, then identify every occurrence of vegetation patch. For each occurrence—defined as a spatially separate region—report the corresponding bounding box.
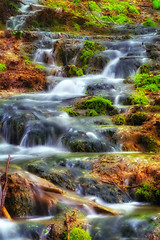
[0,63,6,71]
[136,182,160,204]
[79,40,105,66]
[143,18,158,27]
[152,0,160,9]
[60,107,79,117]
[77,96,113,115]
[130,90,149,105]
[128,112,147,126]
[113,115,126,125]
[65,226,92,240]
[134,73,160,91]
[138,134,158,152]
[66,65,83,77]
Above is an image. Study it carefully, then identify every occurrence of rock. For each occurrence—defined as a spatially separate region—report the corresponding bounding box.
[87,83,114,95]
[88,52,110,73]
[78,177,130,203]
[53,39,81,66]
[61,129,113,152]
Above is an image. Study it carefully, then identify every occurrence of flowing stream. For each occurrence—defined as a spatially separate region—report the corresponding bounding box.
[0,0,160,239]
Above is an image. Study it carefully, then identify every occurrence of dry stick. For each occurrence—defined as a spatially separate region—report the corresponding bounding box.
[65,213,70,240]
[0,155,11,217]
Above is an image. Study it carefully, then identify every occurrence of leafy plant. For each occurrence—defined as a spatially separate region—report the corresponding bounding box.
[0,63,6,71]
[131,90,149,105]
[67,65,83,77]
[12,30,23,39]
[134,73,160,91]
[89,1,101,12]
[9,2,19,10]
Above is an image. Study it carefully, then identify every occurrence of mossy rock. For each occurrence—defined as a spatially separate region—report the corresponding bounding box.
[127,112,147,126]
[65,65,83,77]
[76,96,113,115]
[138,134,158,152]
[136,181,160,204]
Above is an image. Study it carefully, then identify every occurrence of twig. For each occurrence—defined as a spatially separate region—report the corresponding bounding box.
[0,155,11,216]
[65,213,70,240]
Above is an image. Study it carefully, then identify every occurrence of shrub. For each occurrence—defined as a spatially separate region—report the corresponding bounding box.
[131,90,149,105]
[143,18,158,27]
[0,63,6,71]
[138,135,158,152]
[114,115,126,125]
[77,96,112,115]
[65,226,92,240]
[129,112,147,126]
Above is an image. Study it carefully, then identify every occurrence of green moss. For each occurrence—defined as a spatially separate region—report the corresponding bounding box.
[129,112,147,126]
[35,64,46,69]
[12,30,23,39]
[143,18,158,27]
[60,107,79,117]
[152,0,160,9]
[67,65,83,77]
[131,90,149,105]
[9,1,19,10]
[113,115,126,125]
[139,135,158,152]
[86,109,99,116]
[0,63,6,71]
[140,63,150,74]
[77,96,112,115]
[89,1,101,12]
[66,226,92,240]
[134,73,160,89]
[80,40,105,65]
[136,182,160,204]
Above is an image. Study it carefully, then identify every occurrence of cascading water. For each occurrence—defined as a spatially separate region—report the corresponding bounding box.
[0,0,160,239]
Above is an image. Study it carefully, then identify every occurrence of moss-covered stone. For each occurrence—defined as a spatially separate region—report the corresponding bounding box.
[138,134,158,152]
[77,96,113,115]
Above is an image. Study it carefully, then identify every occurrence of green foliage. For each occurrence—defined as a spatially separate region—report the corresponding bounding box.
[9,1,19,10]
[0,63,6,71]
[89,1,101,12]
[113,115,126,125]
[101,14,132,24]
[139,135,158,152]
[143,18,158,27]
[32,20,40,28]
[60,107,79,117]
[77,96,112,115]
[35,64,46,69]
[72,0,81,5]
[131,90,149,105]
[86,109,99,116]
[80,40,105,65]
[67,65,83,77]
[66,226,92,240]
[136,182,160,204]
[152,0,160,9]
[134,73,160,91]
[129,112,147,126]
[12,30,23,39]
[24,56,32,65]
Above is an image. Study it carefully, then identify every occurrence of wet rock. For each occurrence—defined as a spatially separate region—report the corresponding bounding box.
[78,177,130,203]
[62,129,114,152]
[53,39,81,66]
[27,161,76,191]
[87,83,114,95]
[0,111,36,145]
[88,52,110,73]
